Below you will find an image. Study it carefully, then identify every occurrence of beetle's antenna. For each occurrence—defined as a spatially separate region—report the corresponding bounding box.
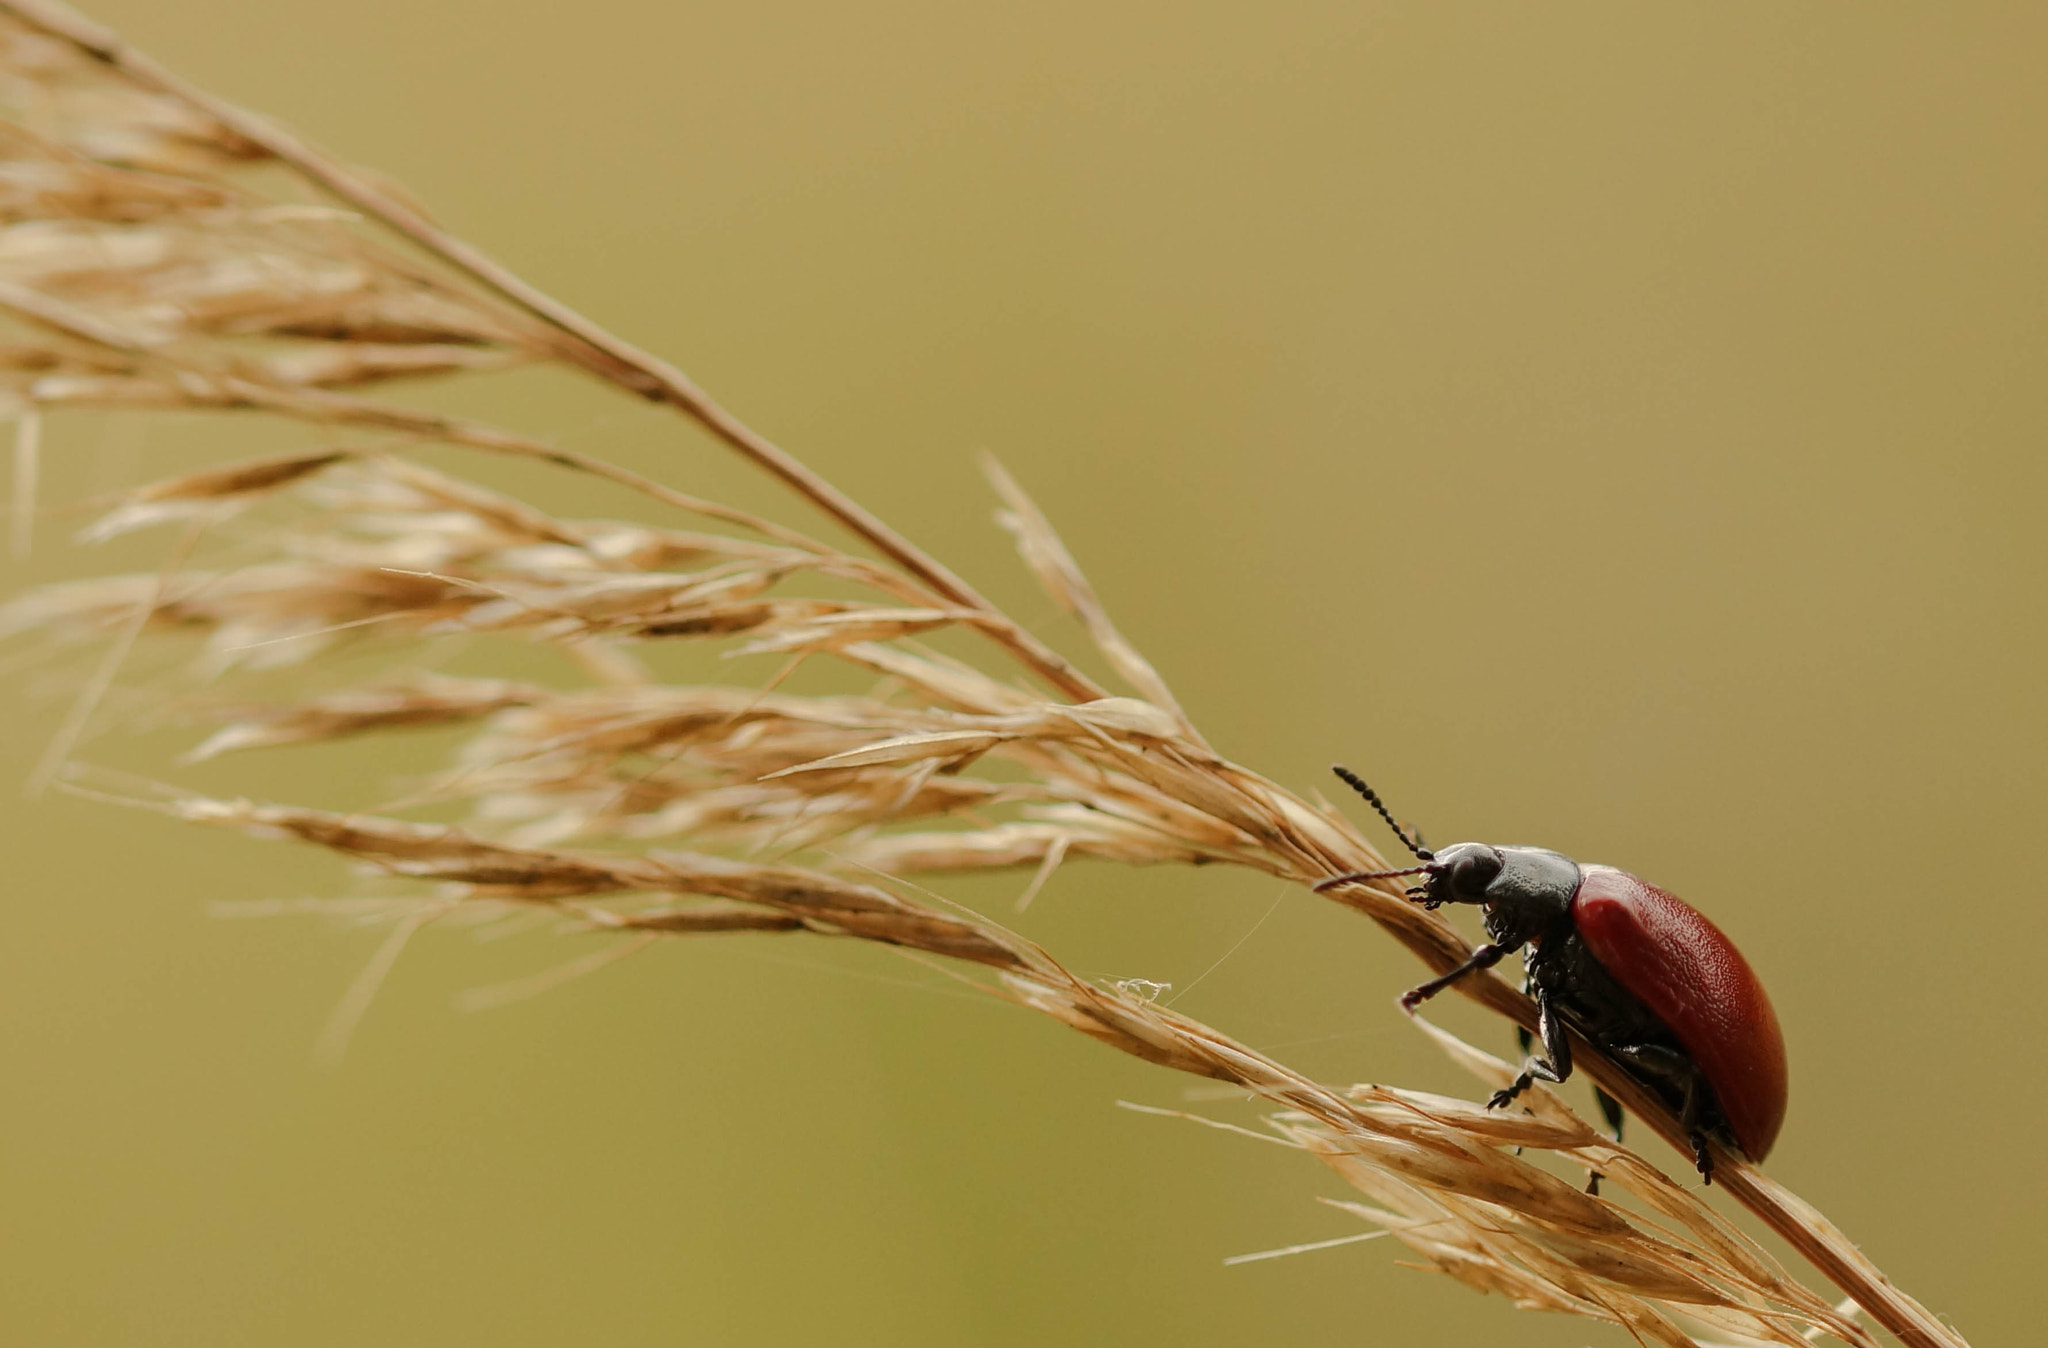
[1313,864,1437,893]
[1330,765,1435,861]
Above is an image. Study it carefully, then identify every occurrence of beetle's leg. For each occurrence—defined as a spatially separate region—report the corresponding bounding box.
[1515,972,1536,1057]
[1609,1044,1715,1184]
[1399,942,1509,1012]
[1675,1070,1715,1185]
[1528,996,1606,1185]
[1510,988,1538,1156]
[1510,1026,1537,1160]
[1594,1086,1625,1140]
[1488,988,1571,1109]
[1489,1074,1536,1108]
[1610,1042,1689,1083]
[1539,990,1573,1080]
[1649,1053,1715,1184]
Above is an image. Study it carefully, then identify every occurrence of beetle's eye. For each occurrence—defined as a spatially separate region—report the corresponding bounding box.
[1448,847,1502,898]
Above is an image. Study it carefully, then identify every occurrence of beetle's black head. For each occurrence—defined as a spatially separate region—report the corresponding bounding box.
[1412,842,1502,909]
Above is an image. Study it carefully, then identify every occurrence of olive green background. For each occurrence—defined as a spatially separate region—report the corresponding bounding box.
[3,3,2040,1344]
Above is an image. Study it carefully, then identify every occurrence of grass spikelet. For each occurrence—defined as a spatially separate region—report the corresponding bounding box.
[0,5,1965,1347]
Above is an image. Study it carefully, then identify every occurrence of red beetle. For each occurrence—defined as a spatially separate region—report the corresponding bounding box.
[1316,766,1787,1181]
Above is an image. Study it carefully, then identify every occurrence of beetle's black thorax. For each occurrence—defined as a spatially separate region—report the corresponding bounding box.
[1471,845,1580,950]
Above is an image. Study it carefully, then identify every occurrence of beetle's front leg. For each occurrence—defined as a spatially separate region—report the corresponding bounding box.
[1400,942,1510,1012]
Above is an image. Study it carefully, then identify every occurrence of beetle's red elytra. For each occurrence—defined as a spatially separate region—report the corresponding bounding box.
[1316,765,1789,1182]
[1573,866,1788,1161]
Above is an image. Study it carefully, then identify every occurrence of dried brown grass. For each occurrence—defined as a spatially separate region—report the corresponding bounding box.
[0,5,1965,1346]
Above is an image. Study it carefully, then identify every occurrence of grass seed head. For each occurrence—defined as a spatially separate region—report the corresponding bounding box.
[0,8,1953,1345]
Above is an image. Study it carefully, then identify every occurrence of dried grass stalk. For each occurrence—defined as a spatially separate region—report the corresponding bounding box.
[0,5,1964,1346]
[40,777,1882,1348]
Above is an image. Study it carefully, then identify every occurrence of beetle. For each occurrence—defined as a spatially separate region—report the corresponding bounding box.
[1315,765,1787,1182]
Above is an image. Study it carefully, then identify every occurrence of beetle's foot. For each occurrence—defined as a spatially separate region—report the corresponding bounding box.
[1487,1072,1535,1110]
[1585,1171,1604,1197]
[1689,1131,1714,1184]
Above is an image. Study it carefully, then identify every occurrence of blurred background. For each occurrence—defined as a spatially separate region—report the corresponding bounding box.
[2,2,2041,1343]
